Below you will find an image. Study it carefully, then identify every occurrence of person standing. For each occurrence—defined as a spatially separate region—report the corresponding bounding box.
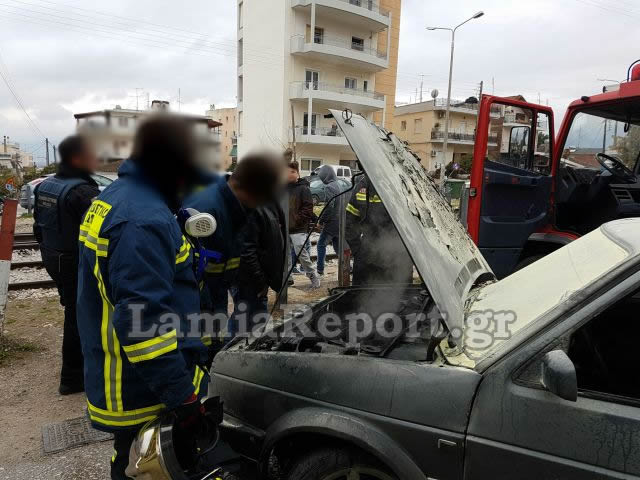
[315,165,342,277]
[76,116,209,480]
[33,135,100,395]
[231,199,286,336]
[346,174,413,285]
[286,160,320,288]
[186,151,286,340]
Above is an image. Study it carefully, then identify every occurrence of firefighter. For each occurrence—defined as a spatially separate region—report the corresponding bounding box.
[185,151,285,340]
[346,174,413,285]
[33,134,100,395]
[76,116,209,480]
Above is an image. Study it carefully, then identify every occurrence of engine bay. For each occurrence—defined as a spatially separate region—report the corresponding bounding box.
[234,285,444,363]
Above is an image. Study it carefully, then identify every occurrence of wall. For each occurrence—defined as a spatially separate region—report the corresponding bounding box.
[237,0,290,157]
[207,107,237,169]
[373,0,401,128]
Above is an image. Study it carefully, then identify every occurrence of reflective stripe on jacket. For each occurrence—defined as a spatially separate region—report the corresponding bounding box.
[184,178,248,314]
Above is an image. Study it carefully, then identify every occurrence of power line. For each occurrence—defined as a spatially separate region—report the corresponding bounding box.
[0,0,285,65]
[0,47,46,140]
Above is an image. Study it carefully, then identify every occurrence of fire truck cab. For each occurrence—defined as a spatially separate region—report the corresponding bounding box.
[467,62,640,278]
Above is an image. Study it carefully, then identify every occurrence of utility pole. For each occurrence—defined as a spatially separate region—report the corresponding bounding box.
[419,74,425,102]
[53,145,57,163]
[45,138,49,166]
[476,81,483,133]
[602,119,608,154]
[2,136,6,153]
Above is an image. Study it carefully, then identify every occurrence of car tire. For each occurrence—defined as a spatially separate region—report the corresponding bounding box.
[514,254,545,272]
[312,194,320,205]
[285,447,396,480]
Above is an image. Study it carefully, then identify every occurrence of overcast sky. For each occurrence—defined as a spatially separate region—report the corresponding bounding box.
[0,0,638,164]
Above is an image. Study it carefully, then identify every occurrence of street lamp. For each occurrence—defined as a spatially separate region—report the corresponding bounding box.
[427,11,485,187]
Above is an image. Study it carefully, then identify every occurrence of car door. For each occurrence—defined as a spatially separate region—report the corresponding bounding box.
[465,271,640,479]
[467,96,555,278]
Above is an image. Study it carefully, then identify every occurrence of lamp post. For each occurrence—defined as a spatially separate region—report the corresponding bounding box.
[427,11,484,188]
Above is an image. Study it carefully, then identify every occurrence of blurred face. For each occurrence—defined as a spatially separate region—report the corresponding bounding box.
[72,145,99,173]
[287,167,299,183]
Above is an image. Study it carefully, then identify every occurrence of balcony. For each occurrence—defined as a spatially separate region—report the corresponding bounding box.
[289,81,385,111]
[431,130,499,146]
[432,98,503,117]
[503,113,531,127]
[291,0,390,32]
[290,34,388,72]
[290,126,349,147]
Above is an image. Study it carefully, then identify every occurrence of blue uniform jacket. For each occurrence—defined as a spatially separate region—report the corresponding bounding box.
[77,160,208,432]
[184,177,249,315]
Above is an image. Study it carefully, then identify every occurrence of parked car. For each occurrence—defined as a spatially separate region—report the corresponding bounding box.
[211,111,640,480]
[309,177,351,205]
[19,173,113,209]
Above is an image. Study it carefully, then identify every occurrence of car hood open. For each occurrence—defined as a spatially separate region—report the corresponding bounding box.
[331,109,495,334]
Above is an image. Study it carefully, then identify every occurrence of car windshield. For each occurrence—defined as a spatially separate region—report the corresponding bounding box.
[562,108,640,171]
[445,225,634,369]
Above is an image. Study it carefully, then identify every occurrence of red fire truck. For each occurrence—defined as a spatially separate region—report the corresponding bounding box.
[465,61,640,278]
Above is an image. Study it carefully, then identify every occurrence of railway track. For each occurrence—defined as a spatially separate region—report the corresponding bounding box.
[8,279,57,291]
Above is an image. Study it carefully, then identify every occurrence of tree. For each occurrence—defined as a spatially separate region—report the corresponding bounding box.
[621,125,640,168]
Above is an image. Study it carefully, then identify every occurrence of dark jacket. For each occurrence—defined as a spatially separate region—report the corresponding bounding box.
[236,201,286,294]
[77,160,207,432]
[287,178,313,234]
[33,163,99,255]
[317,166,341,236]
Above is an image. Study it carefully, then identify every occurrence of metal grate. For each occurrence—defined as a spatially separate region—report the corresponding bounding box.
[42,416,113,454]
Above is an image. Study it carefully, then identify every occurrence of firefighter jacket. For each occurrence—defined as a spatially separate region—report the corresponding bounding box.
[345,175,413,284]
[184,178,249,315]
[77,160,208,432]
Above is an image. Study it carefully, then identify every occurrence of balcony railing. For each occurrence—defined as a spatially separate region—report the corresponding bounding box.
[431,130,498,143]
[293,126,346,138]
[504,113,530,125]
[292,34,387,59]
[432,98,503,115]
[293,81,385,101]
[335,0,389,17]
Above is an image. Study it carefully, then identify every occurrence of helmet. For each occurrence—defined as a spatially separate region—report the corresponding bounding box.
[127,397,224,480]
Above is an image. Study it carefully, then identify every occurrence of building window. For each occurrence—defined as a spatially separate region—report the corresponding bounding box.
[414,118,423,133]
[238,76,243,102]
[351,37,364,51]
[314,27,324,44]
[363,80,368,92]
[238,39,243,66]
[345,77,357,90]
[306,70,319,90]
[401,120,407,131]
[238,2,243,29]
[301,158,322,172]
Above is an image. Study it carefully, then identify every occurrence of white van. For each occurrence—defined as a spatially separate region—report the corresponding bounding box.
[313,165,352,180]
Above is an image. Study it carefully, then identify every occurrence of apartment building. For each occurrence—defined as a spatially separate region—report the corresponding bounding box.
[237,0,401,175]
[1,136,34,170]
[206,105,238,170]
[394,98,510,172]
[74,101,222,170]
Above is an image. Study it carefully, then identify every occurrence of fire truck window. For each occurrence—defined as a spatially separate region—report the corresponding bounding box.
[486,105,537,172]
[534,112,552,175]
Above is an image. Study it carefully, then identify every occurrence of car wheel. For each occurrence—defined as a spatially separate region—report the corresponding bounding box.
[286,447,396,480]
[312,194,320,205]
[514,254,545,272]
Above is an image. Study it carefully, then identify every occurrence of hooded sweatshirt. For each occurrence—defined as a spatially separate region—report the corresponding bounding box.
[317,165,342,236]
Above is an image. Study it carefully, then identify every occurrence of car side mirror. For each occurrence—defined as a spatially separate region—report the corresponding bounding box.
[541,350,577,402]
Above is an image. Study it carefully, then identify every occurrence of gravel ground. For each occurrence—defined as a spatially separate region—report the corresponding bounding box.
[12,249,42,263]
[10,267,51,284]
